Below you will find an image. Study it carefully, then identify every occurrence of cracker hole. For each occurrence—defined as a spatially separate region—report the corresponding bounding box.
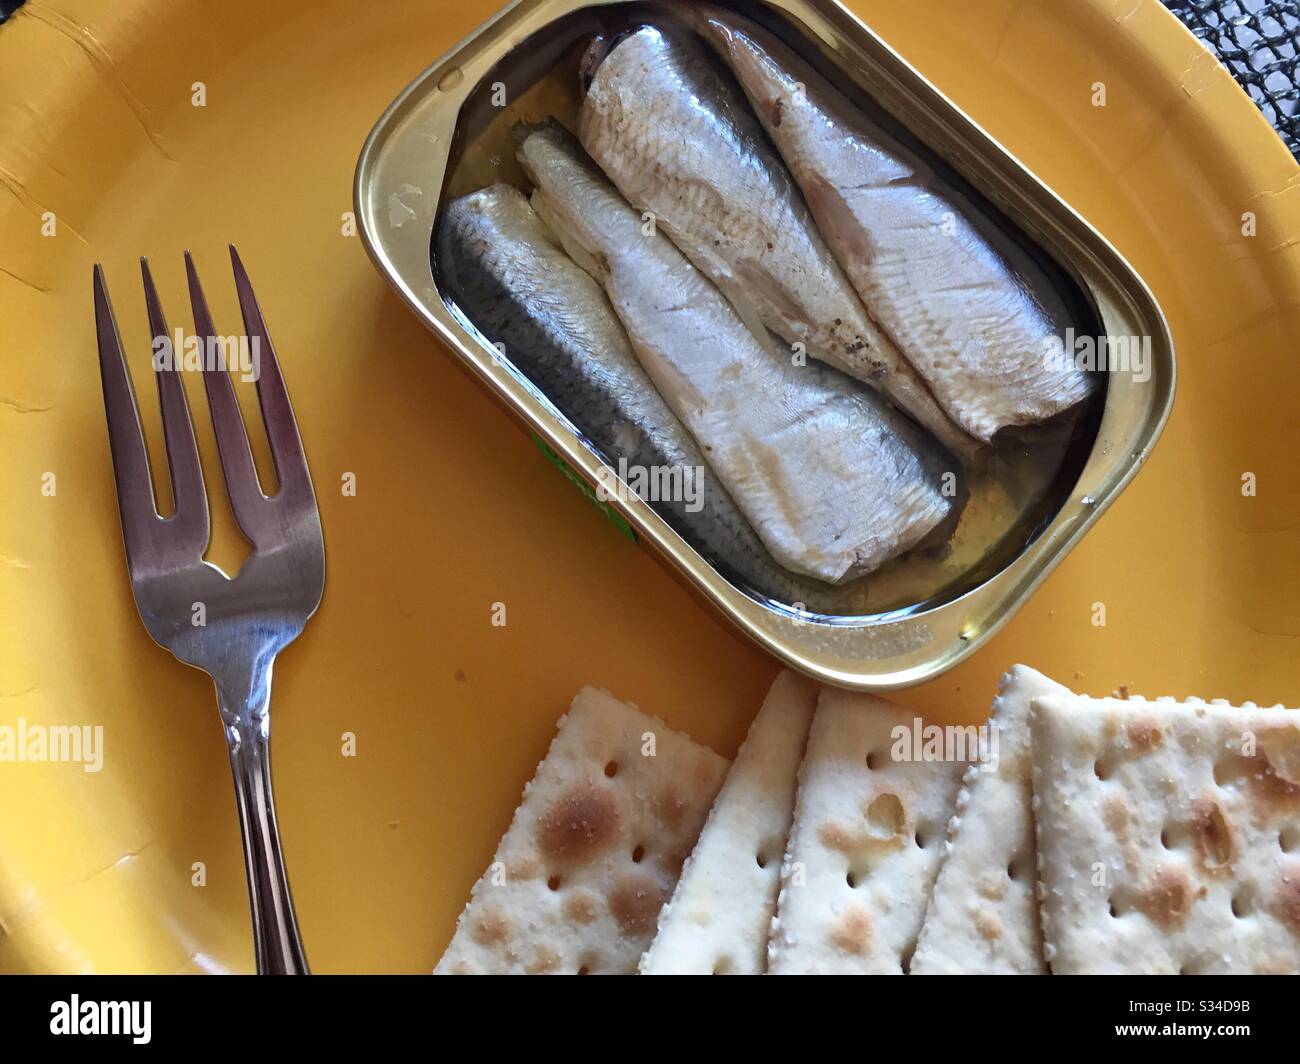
[846,871,858,889]
[1161,821,1193,853]
[1281,825,1299,853]
[866,750,881,770]
[547,875,562,891]
[1093,759,1111,781]
[604,761,619,778]
[631,844,645,864]
[914,828,928,849]
[1108,898,1119,918]
[900,942,916,975]
[1231,890,1253,918]
[712,957,734,975]
[866,792,906,837]
[577,965,590,976]
[756,852,768,869]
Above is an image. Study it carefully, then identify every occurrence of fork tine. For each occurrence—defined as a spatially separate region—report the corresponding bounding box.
[93,264,162,565]
[229,245,312,504]
[185,250,274,546]
[141,258,210,553]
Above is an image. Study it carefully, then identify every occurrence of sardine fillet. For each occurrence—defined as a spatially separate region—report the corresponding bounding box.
[578,24,978,462]
[438,183,856,610]
[696,9,1097,442]
[518,124,959,585]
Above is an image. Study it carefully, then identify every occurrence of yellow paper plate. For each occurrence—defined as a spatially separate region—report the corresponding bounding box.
[1,0,1297,974]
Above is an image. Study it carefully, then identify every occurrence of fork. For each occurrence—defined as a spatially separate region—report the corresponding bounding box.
[93,247,324,975]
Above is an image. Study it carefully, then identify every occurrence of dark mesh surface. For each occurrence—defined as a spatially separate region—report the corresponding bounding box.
[1164,0,1300,156]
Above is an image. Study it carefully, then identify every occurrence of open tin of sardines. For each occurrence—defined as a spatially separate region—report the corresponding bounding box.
[354,0,1175,690]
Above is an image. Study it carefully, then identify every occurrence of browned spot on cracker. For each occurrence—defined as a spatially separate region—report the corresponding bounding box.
[506,857,539,881]
[1191,798,1234,870]
[1002,750,1030,782]
[563,891,600,925]
[1136,866,1194,929]
[819,821,856,853]
[865,792,906,838]
[655,789,687,830]
[818,814,908,859]
[1260,726,1300,781]
[1102,793,1142,874]
[1102,714,1120,740]
[537,783,620,863]
[1127,716,1163,751]
[978,876,1007,901]
[694,756,720,789]
[1103,794,1130,843]
[608,874,667,936]
[1245,746,1300,818]
[525,945,561,974]
[1275,864,1300,938]
[471,906,511,946]
[1257,726,1300,788]
[975,912,1002,941]
[829,904,872,955]
[663,844,694,878]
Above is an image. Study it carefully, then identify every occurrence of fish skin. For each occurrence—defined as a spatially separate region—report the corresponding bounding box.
[694,8,1098,443]
[576,24,980,463]
[437,182,861,610]
[516,126,961,585]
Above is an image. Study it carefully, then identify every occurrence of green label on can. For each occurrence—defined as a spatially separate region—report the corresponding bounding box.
[532,434,638,544]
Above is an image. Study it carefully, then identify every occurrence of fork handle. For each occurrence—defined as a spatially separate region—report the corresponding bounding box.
[225,715,310,975]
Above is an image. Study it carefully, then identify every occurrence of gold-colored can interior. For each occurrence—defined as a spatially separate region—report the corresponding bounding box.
[355,0,1175,689]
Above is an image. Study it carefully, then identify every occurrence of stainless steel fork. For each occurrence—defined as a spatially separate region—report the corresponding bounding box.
[93,247,324,975]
